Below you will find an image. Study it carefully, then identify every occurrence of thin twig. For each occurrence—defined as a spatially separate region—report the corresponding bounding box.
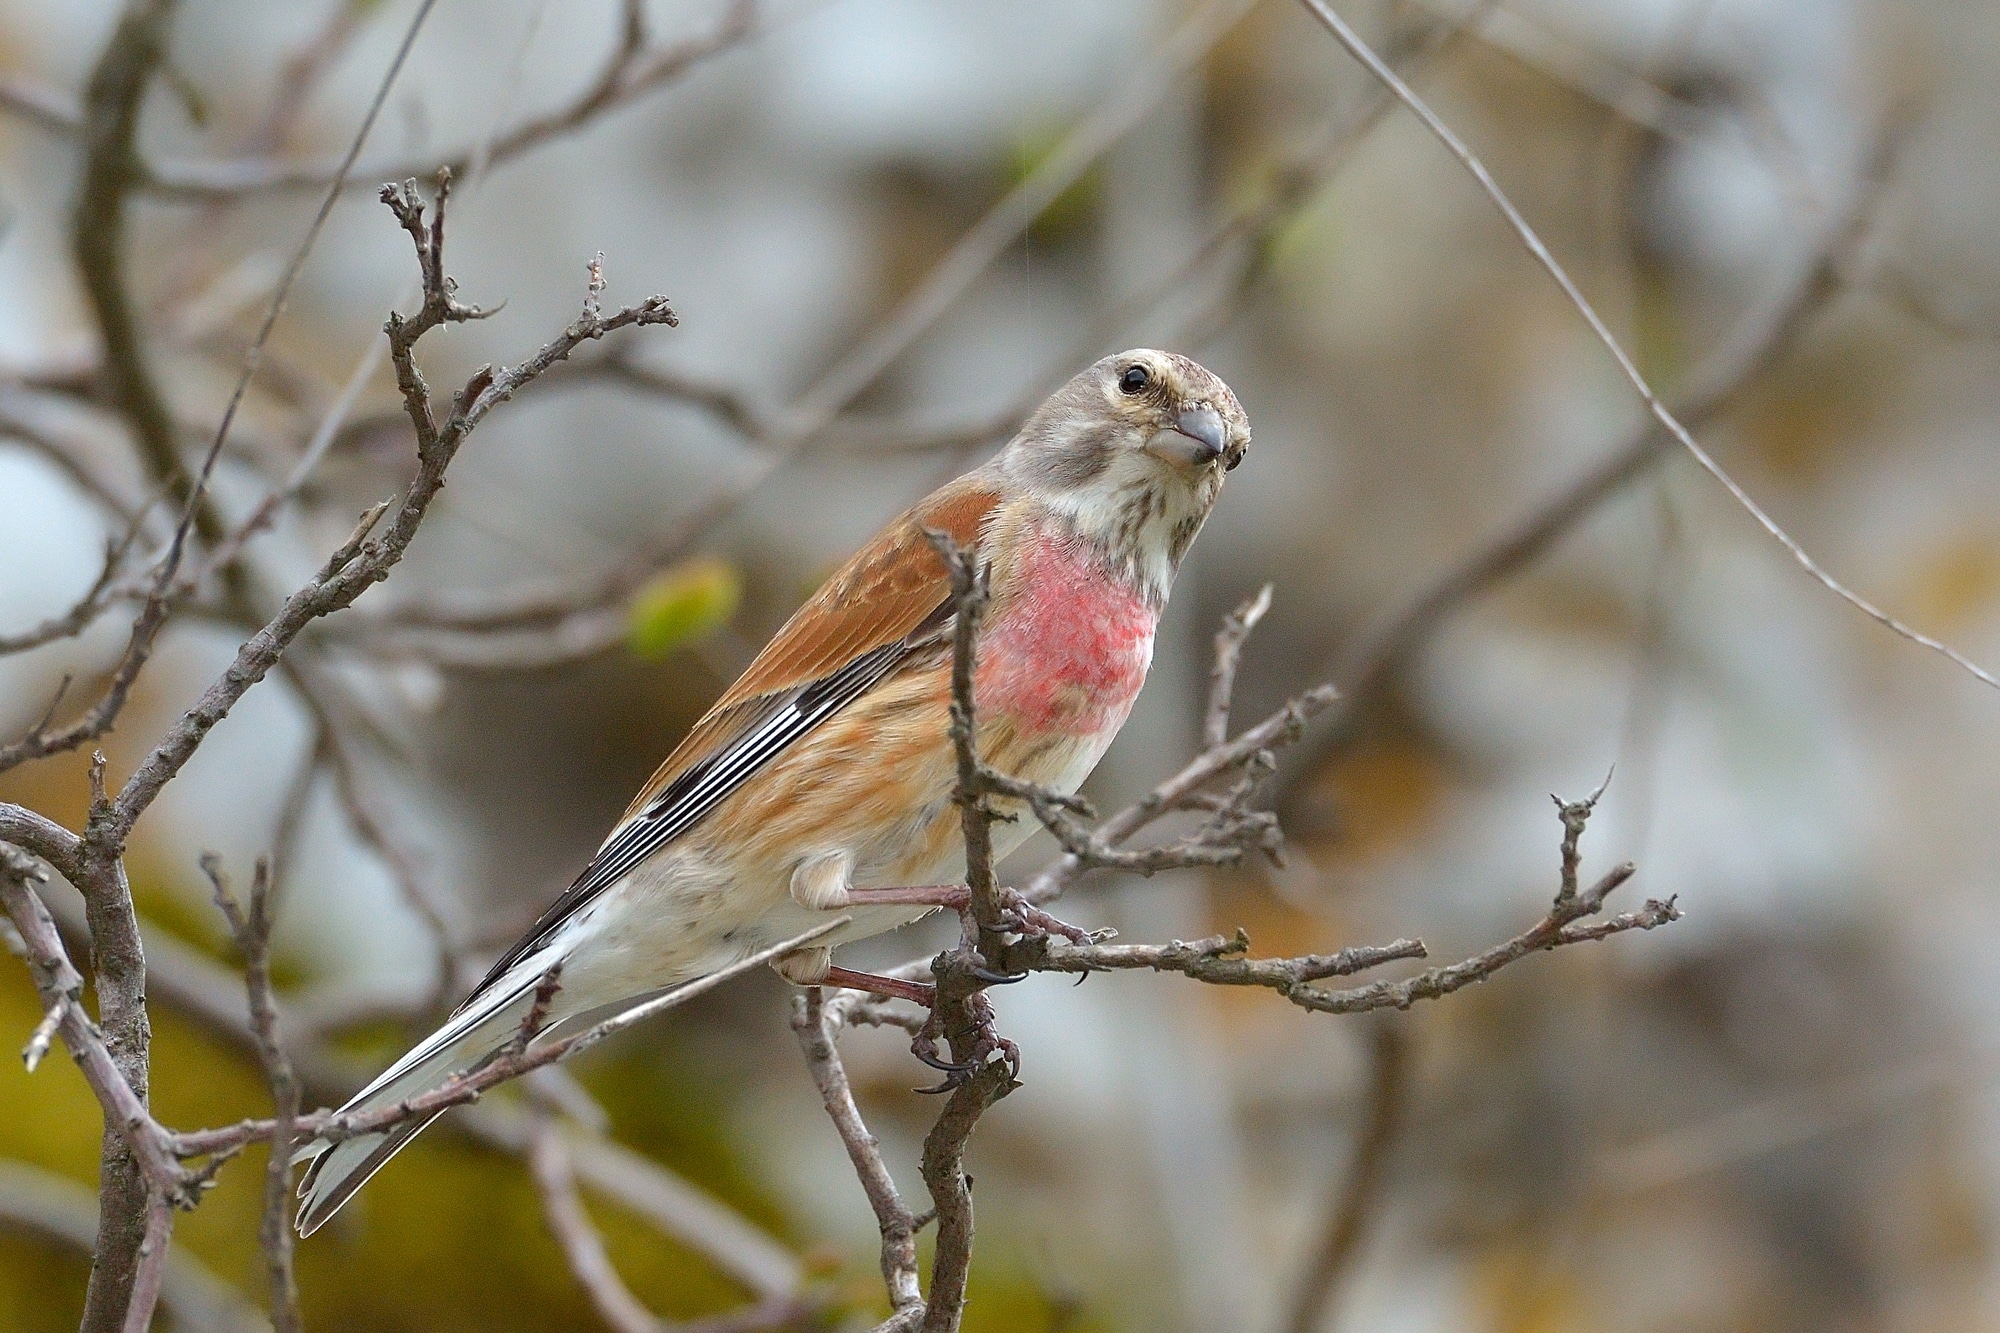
[202,854,302,1333]
[0,506,151,656]
[117,1190,174,1333]
[168,918,848,1161]
[140,0,760,200]
[1297,1,2000,691]
[1281,126,1893,785]
[792,990,923,1318]
[1206,583,1272,748]
[1280,1020,1409,1333]
[192,0,439,563]
[96,178,676,851]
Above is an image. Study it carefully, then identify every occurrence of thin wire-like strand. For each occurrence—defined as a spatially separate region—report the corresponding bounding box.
[175,0,441,560]
[1299,0,2000,693]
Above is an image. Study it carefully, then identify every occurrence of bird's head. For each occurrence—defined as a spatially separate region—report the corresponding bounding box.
[999,349,1250,599]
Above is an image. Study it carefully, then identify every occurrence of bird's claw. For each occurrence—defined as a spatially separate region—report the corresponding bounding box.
[993,888,1103,946]
[909,989,1020,1092]
[968,963,1027,985]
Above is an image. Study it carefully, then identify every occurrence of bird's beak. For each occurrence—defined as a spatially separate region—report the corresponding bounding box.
[1147,407,1228,468]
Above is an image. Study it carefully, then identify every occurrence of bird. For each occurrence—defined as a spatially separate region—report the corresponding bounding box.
[294,348,1250,1236]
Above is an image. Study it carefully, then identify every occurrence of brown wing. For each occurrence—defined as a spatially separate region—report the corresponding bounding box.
[620,475,1000,819]
[466,477,1001,1000]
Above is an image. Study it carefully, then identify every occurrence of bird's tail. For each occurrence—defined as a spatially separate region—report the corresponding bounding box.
[293,946,562,1237]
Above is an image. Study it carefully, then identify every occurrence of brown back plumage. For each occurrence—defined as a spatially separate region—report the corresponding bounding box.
[619,476,1001,823]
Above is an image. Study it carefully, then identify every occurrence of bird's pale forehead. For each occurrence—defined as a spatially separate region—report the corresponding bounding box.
[1156,352,1245,425]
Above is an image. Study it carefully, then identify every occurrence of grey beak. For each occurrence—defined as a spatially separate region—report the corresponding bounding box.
[1174,407,1227,463]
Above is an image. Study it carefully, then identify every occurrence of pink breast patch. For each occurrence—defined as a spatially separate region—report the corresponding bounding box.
[976,533,1156,736]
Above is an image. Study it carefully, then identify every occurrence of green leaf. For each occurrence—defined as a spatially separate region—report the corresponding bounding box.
[627,559,742,660]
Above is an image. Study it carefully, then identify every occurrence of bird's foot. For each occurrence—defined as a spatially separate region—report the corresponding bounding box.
[841,884,1107,947]
[912,989,1019,1094]
[993,887,1105,946]
[815,962,1018,1092]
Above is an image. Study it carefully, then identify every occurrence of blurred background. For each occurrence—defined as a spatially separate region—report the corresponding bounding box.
[2,0,1999,1329]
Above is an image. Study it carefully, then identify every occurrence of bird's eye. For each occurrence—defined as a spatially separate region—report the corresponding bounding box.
[1118,364,1151,394]
[1226,451,1243,472]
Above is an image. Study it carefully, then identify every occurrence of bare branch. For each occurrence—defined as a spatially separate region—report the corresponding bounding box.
[14,799,807,1304]
[0,845,186,1203]
[73,0,203,536]
[202,854,302,1333]
[791,990,923,1319]
[168,918,847,1162]
[1021,931,1427,993]
[1297,3,1997,692]
[1280,121,1893,788]
[1012,789,1673,1018]
[0,70,81,133]
[6,0,436,784]
[1205,583,1272,748]
[0,507,151,656]
[288,662,460,1004]
[3,782,165,1333]
[141,0,760,200]
[531,1118,663,1333]
[182,0,441,584]
[117,1190,174,1333]
[1020,681,1340,906]
[95,178,675,850]
[1281,1021,1409,1333]
[529,1115,807,1333]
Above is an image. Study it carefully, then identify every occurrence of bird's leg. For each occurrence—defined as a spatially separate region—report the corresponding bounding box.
[806,963,1022,1088]
[786,855,1057,1085]
[813,965,1018,1087]
[820,966,937,1007]
[790,851,1102,946]
[815,967,976,1078]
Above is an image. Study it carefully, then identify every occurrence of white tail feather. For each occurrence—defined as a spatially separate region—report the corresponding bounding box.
[294,946,564,1236]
